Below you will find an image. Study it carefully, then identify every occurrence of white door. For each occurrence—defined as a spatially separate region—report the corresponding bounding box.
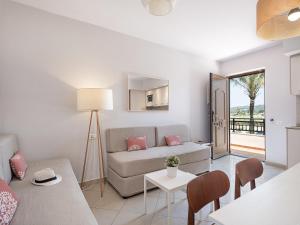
[210,73,229,159]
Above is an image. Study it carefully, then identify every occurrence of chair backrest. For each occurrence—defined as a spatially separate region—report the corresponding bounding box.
[187,170,230,213]
[235,158,263,199]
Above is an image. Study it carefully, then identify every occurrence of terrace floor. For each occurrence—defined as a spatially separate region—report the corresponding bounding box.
[230,132,265,161]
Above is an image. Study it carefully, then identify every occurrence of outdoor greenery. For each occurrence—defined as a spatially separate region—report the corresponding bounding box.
[230,105,264,118]
[165,156,180,167]
[232,73,264,133]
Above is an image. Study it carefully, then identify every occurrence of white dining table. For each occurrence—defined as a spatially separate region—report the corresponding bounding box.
[209,162,300,225]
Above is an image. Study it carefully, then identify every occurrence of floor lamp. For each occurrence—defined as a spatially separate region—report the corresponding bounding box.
[77,88,113,197]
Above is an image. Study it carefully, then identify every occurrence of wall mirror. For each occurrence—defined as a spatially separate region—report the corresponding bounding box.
[128,74,169,111]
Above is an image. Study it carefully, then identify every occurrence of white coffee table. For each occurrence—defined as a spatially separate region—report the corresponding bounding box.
[144,169,197,225]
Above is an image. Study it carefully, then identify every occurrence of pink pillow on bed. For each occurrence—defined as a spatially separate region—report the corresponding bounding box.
[165,135,182,146]
[10,151,28,180]
[127,136,147,151]
[0,179,18,225]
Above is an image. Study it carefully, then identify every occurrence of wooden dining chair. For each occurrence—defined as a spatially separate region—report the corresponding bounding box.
[187,170,230,225]
[235,158,263,199]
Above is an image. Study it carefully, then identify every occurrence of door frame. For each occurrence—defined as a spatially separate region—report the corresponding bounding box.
[227,69,266,161]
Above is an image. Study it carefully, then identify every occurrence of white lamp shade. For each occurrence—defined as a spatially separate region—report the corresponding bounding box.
[142,0,176,16]
[77,88,113,111]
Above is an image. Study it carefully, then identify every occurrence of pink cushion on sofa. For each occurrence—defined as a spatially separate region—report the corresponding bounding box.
[10,151,28,180]
[127,136,147,151]
[0,179,18,225]
[165,135,182,146]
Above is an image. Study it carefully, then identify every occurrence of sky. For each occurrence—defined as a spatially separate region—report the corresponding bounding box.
[230,79,264,107]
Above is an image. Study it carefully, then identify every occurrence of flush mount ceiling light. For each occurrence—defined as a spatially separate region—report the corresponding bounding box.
[142,0,176,16]
[257,0,300,40]
[288,7,300,21]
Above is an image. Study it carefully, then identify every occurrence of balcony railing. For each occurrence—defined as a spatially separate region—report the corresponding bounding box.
[230,118,265,135]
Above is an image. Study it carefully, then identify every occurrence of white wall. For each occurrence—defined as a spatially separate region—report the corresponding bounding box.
[220,44,296,166]
[142,78,168,90]
[297,97,300,125]
[0,1,218,180]
[284,37,300,126]
[0,0,4,132]
[283,37,300,56]
[128,79,144,90]
[129,90,146,111]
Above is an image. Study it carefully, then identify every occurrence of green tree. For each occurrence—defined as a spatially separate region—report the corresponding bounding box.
[233,73,264,133]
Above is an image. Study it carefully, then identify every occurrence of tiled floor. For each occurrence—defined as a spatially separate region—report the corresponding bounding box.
[83,155,283,225]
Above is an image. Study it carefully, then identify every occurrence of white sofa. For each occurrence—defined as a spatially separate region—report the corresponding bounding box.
[106,124,211,197]
[0,134,98,225]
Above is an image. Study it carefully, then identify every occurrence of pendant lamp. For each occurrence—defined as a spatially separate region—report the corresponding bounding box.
[257,0,300,40]
[142,0,176,16]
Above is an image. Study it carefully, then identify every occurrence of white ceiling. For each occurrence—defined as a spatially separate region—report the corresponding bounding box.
[11,0,277,61]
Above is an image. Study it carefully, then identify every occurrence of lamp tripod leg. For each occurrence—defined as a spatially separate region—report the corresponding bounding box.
[96,111,105,197]
[81,111,94,189]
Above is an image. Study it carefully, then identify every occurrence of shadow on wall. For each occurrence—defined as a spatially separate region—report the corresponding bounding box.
[0,65,91,179]
[189,66,214,143]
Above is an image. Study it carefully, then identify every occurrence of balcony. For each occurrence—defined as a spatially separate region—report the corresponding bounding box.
[230,118,265,160]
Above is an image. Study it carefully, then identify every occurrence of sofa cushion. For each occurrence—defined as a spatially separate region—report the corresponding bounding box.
[0,134,18,183]
[156,125,190,146]
[10,151,28,180]
[0,179,18,225]
[108,142,210,178]
[106,127,156,153]
[127,136,147,151]
[9,158,98,225]
[165,135,182,146]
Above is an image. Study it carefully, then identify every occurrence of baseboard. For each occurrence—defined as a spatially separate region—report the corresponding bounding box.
[264,161,287,170]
